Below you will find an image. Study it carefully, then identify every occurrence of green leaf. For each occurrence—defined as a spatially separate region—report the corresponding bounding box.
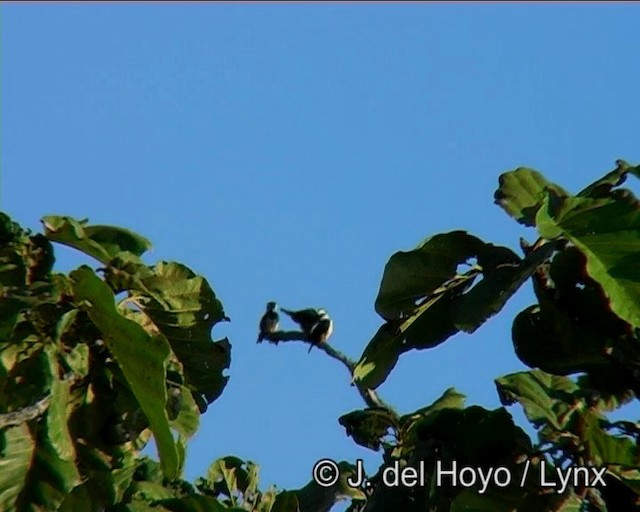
[18,429,82,511]
[494,168,569,227]
[356,276,474,389]
[451,487,583,512]
[293,461,365,510]
[450,487,525,512]
[70,265,179,479]
[43,216,151,264]
[495,370,580,430]
[399,387,466,429]
[578,160,640,198]
[452,242,556,333]
[582,414,640,467]
[339,407,398,451]
[131,261,231,410]
[511,305,611,376]
[168,385,200,438]
[202,456,246,501]
[46,378,76,461]
[271,491,300,512]
[409,406,531,466]
[397,388,467,455]
[63,343,90,379]
[352,324,402,390]
[157,495,227,512]
[536,192,640,328]
[130,481,177,501]
[0,425,35,511]
[58,484,96,512]
[375,231,486,319]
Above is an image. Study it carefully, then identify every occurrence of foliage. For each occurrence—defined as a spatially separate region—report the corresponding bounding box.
[345,159,640,511]
[1,159,639,511]
[0,214,232,510]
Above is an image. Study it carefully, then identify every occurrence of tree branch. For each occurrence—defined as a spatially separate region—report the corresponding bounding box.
[0,395,51,428]
[262,331,397,415]
[0,372,84,429]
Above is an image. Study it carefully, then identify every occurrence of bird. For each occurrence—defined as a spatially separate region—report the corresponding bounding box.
[257,301,280,343]
[281,307,333,353]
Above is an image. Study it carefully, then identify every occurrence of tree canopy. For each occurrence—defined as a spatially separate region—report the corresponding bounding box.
[1,160,639,511]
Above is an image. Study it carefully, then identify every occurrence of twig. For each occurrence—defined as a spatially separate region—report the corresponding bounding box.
[0,395,51,428]
[262,331,397,415]
[0,372,84,429]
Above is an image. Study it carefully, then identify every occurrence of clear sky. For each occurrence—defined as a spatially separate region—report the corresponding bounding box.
[2,4,640,510]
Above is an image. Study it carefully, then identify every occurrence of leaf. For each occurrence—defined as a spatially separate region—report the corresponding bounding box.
[451,487,583,512]
[46,378,76,461]
[70,265,179,479]
[536,192,640,328]
[409,406,531,466]
[130,481,177,501]
[132,261,231,410]
[0,425,35,511]
[18,429,82,511]
[511,305,610,376]
[352,324,402,390]
[582,414,640,467]
[578,160,640,198]
[356,277,474,389]
[293,461,365,510]
[452,242,556,333]
[42,215,151,264]
[494,168,569,227]
[58,484,95,512]
[375,231,486,319]
[156,495,228,512]
[202,456,248,501]
[399,387,466,430]
[271,491,300,512]
[339,408,398,451]
[397,388,467,454]
[168,385,200,438]
[495,370,580,430]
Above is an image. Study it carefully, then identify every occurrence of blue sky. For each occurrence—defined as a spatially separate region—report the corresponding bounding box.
[3,4,640,508]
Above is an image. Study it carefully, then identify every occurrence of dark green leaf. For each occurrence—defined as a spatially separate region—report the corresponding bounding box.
[356,276,473,389]
[339,408,398,451]
[117,259,231,411]
[537,192,640,328]
[495,370,580,430]
[494,168,568,226]
[0,425,35,511]
[157,495,228,512]
[271,491,300,512]
[511,305,610,376]
[43,216,151,264]
[452,243,556,333]
[70,266,179,479]
[578,160,640,198]
[353,324,402,390]
[375,231,486,319]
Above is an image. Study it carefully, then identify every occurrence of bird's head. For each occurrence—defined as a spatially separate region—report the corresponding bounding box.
[267,301,278,311]
[317,308,328,318]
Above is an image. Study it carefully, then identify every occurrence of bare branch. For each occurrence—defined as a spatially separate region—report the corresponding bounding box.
[0,395,51,428]
[262,331,398,416]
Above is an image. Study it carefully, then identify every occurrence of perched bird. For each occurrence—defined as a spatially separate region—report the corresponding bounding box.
[257,301,280,343]
[281,307,333,353]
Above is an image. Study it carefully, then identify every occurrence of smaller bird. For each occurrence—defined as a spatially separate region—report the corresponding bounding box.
[257,301,280,343]
[281,307,333,353]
